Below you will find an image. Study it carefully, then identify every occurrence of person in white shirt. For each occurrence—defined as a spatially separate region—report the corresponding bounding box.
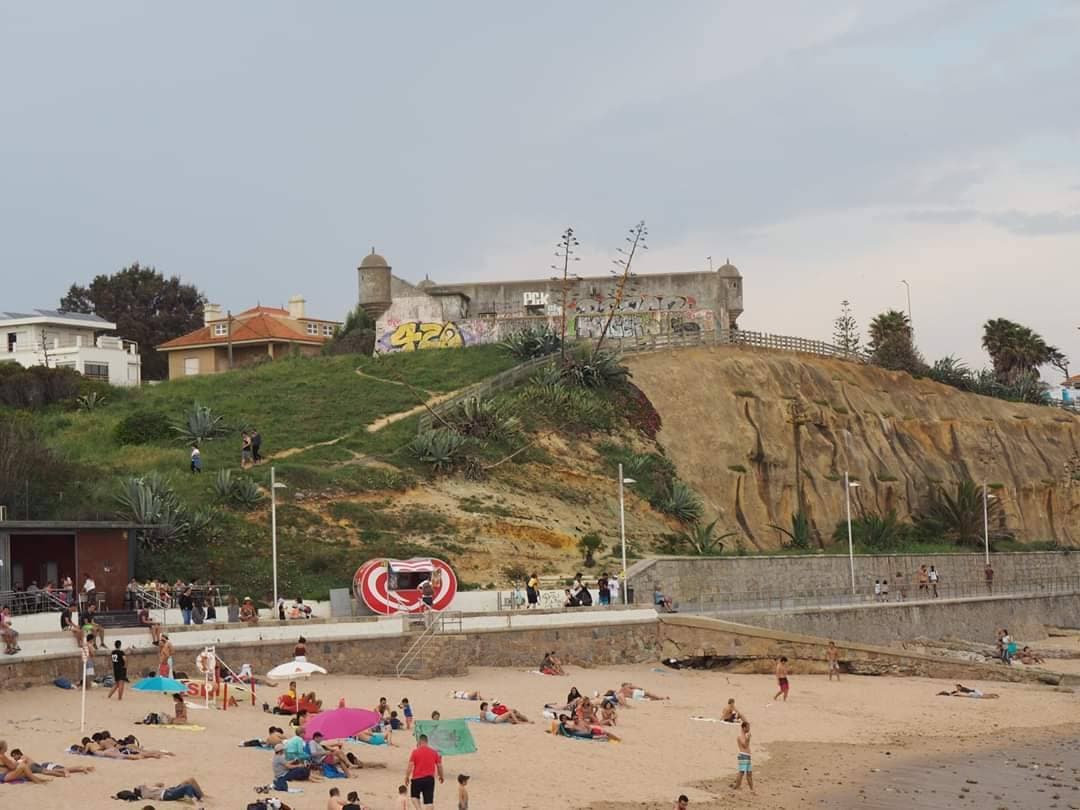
[928,566,940,598]
[82,574,96,609]
[609,574,620,604]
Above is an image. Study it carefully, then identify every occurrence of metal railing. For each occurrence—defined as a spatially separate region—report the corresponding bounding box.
[395,611,462,677]
[0,588,71,615]
[677,575,1080,615]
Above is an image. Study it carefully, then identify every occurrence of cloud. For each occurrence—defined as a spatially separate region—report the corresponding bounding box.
[905,207,1080,235]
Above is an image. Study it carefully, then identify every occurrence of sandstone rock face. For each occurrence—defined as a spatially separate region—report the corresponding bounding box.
[626,347,1080,548]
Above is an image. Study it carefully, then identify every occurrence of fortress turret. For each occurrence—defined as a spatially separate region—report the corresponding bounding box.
[357,249,392,319]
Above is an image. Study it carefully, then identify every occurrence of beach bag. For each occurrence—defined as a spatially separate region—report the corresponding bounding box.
[114,789,140,801]
[54,677,74,689]
[142,712,161,725]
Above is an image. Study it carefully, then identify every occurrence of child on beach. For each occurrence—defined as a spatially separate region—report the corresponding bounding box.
[399,698,414,729]
[458,773,470,810]
[397,784,409,810]
[773,657,790,701]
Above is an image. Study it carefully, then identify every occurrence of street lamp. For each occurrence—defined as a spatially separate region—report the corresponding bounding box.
[270,466,287,610]
[844,473,860,595]
[982,483,996,564]
[900,279,913,333]
[618,463,636,604]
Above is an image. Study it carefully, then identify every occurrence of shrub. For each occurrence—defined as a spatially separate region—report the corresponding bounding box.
[661,481,704,525]
[613,383,662,439]
[500,328,562,360]
[450,397,520,442]
[0,363,82,409]
[560,348,629,390]
[76,391,107,412]
[728,464,748,474]
[832,510,909,551]
[213,469,236,500]
[172,402,229,444]
[578,532,603,566]
[229,477,264,508]
[733,389,756,398]
[114,410,173,445]
[409,429,468,472]
[115,473,189,545]
[916,480,1009,548]
[678,519,736,555]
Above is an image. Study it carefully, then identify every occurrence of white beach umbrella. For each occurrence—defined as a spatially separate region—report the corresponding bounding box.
[267,659,328,680]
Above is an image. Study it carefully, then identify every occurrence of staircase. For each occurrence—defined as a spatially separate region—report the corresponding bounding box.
[395,611,464,678]
[95,610,142,629]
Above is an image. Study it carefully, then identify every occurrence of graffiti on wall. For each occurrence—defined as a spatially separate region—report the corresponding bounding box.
[569,294,696,314]
[379,321,465,352]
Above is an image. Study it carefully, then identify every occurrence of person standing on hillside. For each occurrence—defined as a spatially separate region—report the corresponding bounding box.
[251,428,263,464]
[190,444,202,474]
[241,431,253,469]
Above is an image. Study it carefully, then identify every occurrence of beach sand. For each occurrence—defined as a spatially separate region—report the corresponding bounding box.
[1,662,1077,809]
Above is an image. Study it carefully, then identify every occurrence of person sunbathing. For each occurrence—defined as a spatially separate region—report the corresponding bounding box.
[0,741,49,784]
[452,690,482,700]
[241,726,287,748]
[937,684,1000,699]
[165,694,189,724]
[573,698,598,726]
[9,749,93,777]
[597,704,618,727]
[352,726,392,746]
[479,701,532,724]
[548,715,621,742]
[721,698,742,723]
[617,682,669,701]
[1018,646,1045,664]
[132,777,206,802]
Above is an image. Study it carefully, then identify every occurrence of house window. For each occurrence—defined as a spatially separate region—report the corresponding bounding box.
[55,360,77,370]
[323,324,335,336]
[213,323,228,336]
[184,357,200,376]
[306,323,318,335]
[83,362,110,381]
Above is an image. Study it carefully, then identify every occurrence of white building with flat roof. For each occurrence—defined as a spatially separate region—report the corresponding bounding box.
[1,309,141,386]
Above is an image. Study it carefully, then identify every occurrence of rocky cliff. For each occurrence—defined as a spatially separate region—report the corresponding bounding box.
[627,346,1080,548]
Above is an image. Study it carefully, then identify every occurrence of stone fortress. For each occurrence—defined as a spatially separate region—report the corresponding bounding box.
[357,249,744,353]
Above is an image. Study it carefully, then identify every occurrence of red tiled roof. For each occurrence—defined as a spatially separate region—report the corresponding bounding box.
[157,312,336,350]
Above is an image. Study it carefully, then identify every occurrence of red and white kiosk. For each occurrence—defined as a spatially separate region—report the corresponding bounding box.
[353,557,457,615]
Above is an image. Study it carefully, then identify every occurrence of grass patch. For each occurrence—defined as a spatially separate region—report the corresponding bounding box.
[832,404,849,415]
[727,464,748,474]
[876,472,899,482]
[988,482,1005,490]
[458,495,518,518]
[733,389,756,398]
[812,399,829,407]
[1013,414,1029,421]
[824,473,841,482]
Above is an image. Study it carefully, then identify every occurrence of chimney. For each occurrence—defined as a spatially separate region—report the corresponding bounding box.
[204,304,223,326]
[287,295,306,320]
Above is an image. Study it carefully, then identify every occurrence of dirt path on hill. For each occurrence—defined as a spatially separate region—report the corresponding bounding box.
[365,388,462,432]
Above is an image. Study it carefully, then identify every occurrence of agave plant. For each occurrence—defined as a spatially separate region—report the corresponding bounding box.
[561,349,630,390]
[173,402,228,444]
[452,397,521,441]
[187,507,221,542]
[770,511,813,549]
[229,477,264,508]
[679,519,737,555]
[500,327,563,360]
[76,391,107,412]
[661,481,704,525]
[529,364,564,388]
[409,429,468,472]
[115,473,189,544]
[213,469,235,500]
[832,509,909,551]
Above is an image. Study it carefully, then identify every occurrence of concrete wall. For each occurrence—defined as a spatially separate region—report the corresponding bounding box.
[721,593,1080,646]
[628,552,1080,605]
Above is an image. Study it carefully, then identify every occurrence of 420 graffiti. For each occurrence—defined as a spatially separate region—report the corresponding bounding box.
[382,321,465,352]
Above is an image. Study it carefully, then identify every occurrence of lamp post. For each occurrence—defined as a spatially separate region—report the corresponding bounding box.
[900,279,913,332]
[270,467,287,610]
[618,463,636,603]
[844,472,860,596]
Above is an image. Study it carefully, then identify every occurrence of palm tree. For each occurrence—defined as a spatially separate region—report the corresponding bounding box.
[868,310,923,373]
[918,481,1006,548]
[982,318,1056,382]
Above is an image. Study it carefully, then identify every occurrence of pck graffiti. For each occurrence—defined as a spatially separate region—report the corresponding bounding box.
[382,321,465,352]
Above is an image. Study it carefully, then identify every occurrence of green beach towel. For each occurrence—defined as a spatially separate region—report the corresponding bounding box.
[413,719,476,756]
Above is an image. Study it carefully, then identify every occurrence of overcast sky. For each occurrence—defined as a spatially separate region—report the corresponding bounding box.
[2,2,1078,375]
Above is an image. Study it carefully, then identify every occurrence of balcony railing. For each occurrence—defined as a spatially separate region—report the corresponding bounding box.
[8,336,139,355]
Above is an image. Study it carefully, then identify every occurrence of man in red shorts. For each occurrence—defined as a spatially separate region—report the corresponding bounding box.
[404,733,444,808]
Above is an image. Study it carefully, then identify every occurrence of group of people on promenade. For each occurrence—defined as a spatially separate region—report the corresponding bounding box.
[872,562,997,602]
[522,570,622,608]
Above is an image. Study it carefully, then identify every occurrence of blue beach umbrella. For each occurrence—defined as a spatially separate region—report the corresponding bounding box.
[133,675,188,694]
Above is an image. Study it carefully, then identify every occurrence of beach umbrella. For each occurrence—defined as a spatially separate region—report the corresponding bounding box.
[302,707,381,741]
[132,675,188,694]
[267,659,328,680]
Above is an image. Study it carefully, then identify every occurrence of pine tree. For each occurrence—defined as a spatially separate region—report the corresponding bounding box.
[832,300,861,356]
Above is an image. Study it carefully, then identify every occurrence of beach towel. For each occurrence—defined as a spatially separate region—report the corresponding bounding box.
[413,719,477,756]
[462,716,482,723]
[690,716,719,723]
[53,677,74,689]
[149,724,206,731]
[239,742,275,750]
[349,735,388,746]
[321,764,346,779]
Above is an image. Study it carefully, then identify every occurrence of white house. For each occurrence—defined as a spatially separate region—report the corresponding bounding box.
[1,309,141,386]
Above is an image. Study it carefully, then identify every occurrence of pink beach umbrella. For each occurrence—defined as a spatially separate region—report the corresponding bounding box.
[302,707,382,741]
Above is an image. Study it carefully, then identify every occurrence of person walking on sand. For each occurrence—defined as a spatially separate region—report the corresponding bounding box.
[158,634,174,678]
[929,565,940,598]
[107,641,129,700]
[826,640,841,681]
[405,734,444,809]
[773,657,790,701]
[730,721,754,793]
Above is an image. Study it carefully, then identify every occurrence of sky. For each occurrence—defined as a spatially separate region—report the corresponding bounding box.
[2,1,1078,375]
